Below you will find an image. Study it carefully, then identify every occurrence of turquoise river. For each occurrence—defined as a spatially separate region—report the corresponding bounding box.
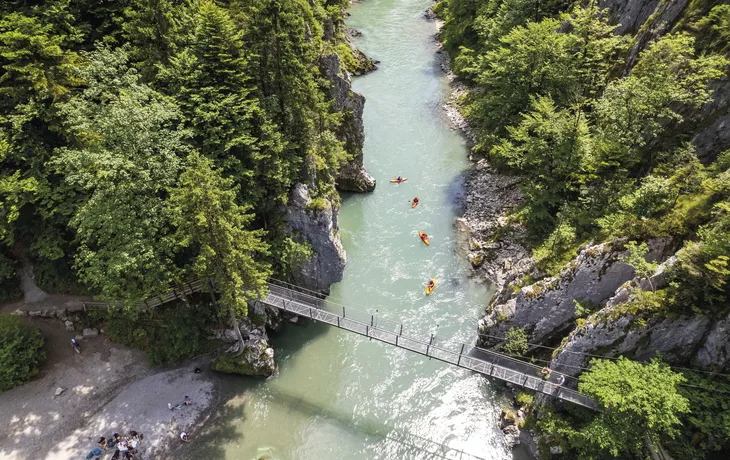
[189,0,529,458]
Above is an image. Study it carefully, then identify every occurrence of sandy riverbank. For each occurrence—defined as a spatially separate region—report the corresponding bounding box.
[0,317,218,460]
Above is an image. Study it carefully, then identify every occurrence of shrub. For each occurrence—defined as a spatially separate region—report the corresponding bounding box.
[0,315,46,391]
[516,391,534,407]
[504,327,528,357]
[146,307,209,366]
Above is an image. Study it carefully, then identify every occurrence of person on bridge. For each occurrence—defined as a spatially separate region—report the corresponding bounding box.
[557,374,565,386]
[540,367,552,380]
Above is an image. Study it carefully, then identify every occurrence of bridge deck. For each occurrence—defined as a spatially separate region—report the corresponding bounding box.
[80,277,598,410]
[262,283,599,411]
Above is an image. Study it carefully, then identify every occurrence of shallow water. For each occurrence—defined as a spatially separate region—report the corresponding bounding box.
[188,1,527,458]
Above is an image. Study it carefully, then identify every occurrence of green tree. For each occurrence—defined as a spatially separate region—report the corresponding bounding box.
[622,241,659,291]
[491,96,588,229]
[0,314,46,391]
[122,0,197,80]
[503,326,528,357]
[169,152,271,346]
[591,33,726,179]
[53,47,186,302]
[162,0,287,212]
[575,357,689,458]
[468,19,578,150]
[671,201,730,314]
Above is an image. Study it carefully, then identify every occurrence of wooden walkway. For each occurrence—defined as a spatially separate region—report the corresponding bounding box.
[261,281,599,411]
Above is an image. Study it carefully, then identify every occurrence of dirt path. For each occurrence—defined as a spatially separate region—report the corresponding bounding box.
[0,317,216,460]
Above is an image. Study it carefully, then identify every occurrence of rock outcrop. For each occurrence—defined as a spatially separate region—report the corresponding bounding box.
[319,53,376,193]
[552,257,730,376]
[479,239,673,348]
[210,317,277,377]
[285,183,346,294]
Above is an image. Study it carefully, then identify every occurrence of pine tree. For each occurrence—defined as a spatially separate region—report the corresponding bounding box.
[169,152,271,343]
[162,0,288,213]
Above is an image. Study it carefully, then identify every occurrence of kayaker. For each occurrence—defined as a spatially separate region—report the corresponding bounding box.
[396,175,403,182]
[427,279,435,289]
[413,197,419,205]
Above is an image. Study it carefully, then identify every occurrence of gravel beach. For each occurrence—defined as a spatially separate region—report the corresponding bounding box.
[0,317,217,460]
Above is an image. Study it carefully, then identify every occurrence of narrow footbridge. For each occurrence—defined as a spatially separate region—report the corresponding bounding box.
[77,277,598,410]
[261,280,599,411]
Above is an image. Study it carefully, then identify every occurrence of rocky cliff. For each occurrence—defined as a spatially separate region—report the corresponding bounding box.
[552,260,730,377]
[466,0,730,371]
[477,236,674,346]
[601,0,730,162]
[285,183,346,294]
[320,53,376,193]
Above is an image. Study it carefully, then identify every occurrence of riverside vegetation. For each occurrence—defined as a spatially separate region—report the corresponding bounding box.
[436,0,730,458]
[0,0,371,388]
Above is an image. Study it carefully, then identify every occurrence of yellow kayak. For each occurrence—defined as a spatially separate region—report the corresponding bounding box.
[390,177,408,183]
[426,278,436,295]
[418,231,430,245]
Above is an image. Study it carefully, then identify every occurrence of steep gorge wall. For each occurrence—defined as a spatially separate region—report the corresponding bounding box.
[467,0,730,373]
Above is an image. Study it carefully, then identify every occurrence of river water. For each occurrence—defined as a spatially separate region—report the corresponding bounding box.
[189,1,524,458]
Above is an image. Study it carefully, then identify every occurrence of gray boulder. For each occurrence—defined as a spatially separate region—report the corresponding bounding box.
[285,184,346,294]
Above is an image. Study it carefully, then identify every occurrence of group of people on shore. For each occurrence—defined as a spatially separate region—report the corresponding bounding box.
[169,395,194,444]
[86,431,143,460]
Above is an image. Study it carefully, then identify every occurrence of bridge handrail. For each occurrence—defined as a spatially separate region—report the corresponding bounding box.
[263,287,599,410]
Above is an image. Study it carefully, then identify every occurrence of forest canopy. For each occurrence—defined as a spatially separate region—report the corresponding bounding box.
[0,0,359,307]
[435,0,730,318]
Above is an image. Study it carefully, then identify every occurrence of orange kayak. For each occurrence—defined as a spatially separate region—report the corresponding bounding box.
[390,177,408,183]
[418,231,430,245]
[426,278,436,295]
[411,197,420,208]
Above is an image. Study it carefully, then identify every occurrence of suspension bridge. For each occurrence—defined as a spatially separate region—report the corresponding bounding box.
[78,278,599,411]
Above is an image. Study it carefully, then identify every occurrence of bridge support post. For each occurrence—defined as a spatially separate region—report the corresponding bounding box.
[457,344,464,366]
[337,316,340,327]
[343,306,346,318]
[399,324,403,336]
[366,325,370,340]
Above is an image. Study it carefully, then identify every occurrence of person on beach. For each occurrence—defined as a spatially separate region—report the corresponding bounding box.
[184,395,192,406]
[98,437,107,449]
[180,431,190,442]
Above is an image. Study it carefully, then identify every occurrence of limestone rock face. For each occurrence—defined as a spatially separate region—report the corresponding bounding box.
[552,256,730,375]
[285,183,346,294]
[696,314,730,369]
[319,53,376,193]
[479,242,635,347]
[478,238,675,348]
